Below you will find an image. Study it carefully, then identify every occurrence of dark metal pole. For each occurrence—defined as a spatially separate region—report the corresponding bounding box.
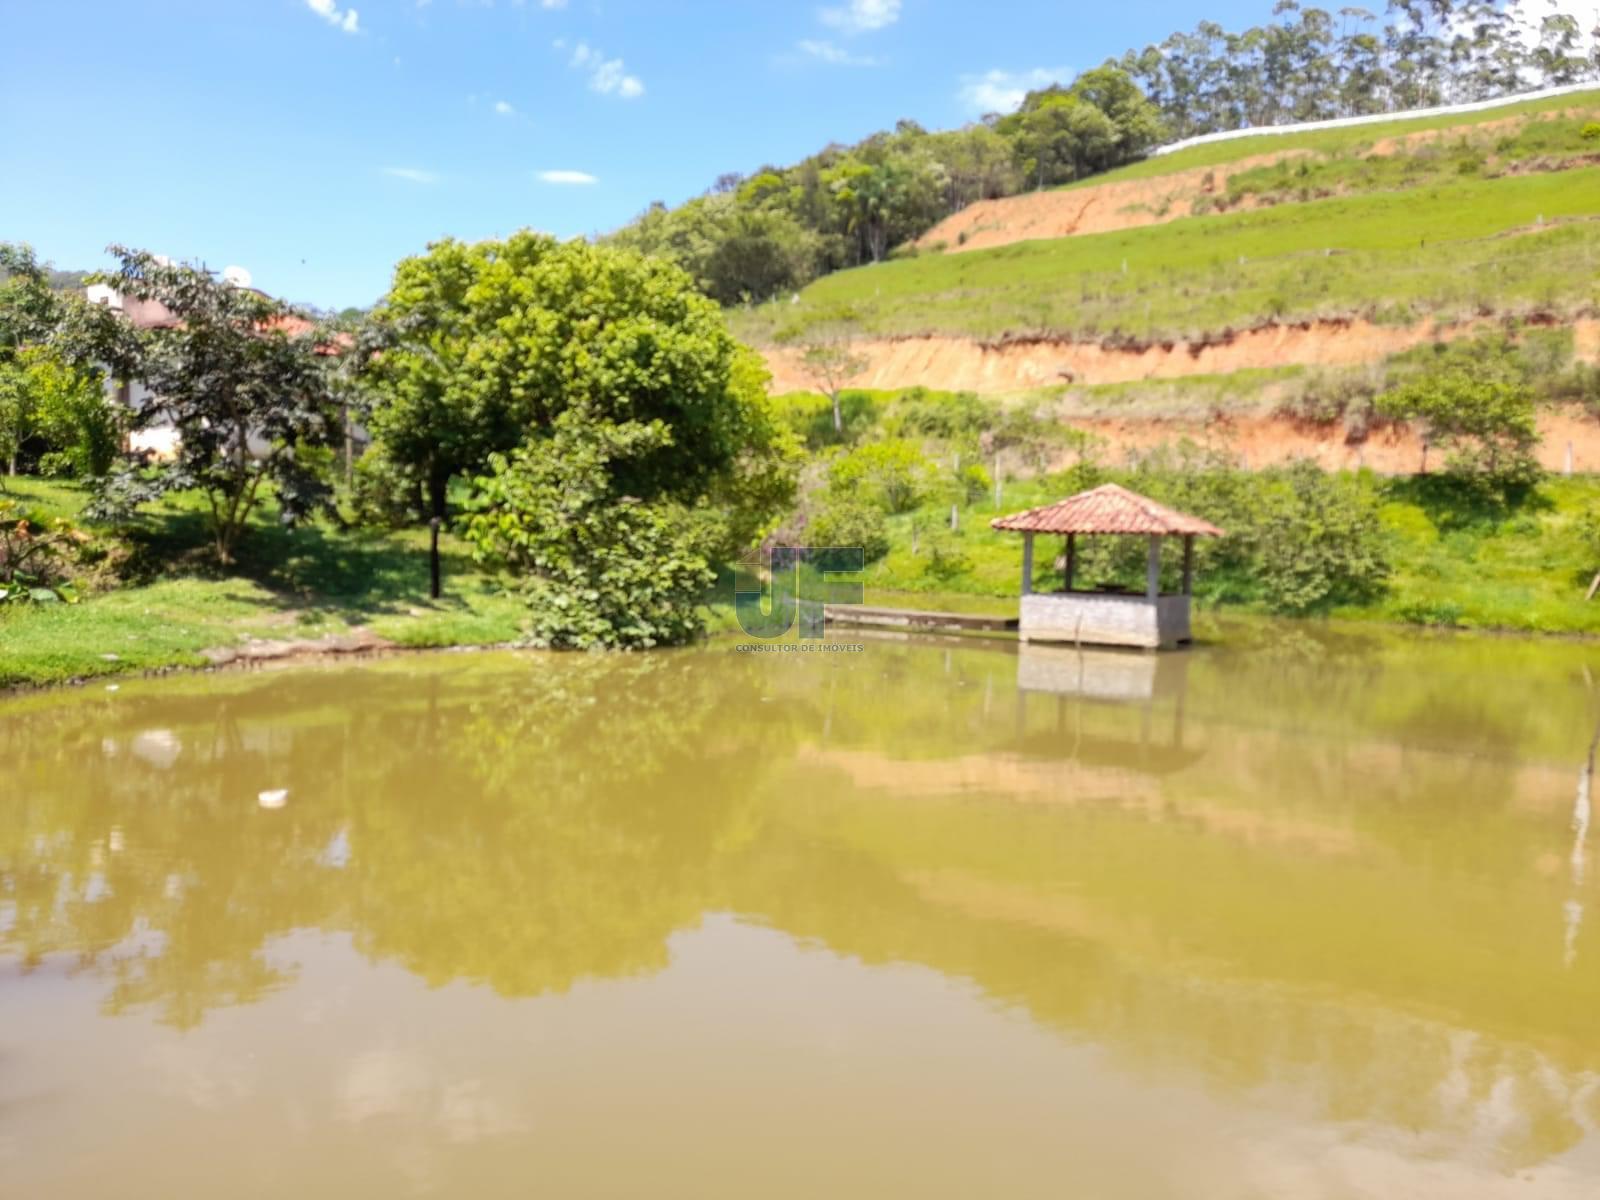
[429,516,441,600]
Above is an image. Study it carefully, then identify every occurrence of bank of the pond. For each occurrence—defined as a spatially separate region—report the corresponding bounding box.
[0,477,528,690]
[854,473,1600,636]
[8,472,1600,690]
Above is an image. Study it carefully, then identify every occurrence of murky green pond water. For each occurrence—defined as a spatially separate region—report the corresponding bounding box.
[4,626,1600,1198]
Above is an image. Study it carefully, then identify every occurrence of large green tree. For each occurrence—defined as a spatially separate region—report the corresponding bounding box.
[365,231,797,611]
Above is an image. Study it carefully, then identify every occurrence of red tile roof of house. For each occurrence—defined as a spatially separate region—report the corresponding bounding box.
[990,483,1224,537]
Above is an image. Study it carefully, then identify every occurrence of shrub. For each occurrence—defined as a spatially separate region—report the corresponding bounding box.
[0,499,82,605]
[1278,370,1380,430]
[1376,367,1542,500]
[1251,462,1391,614]
[808,498,890,562]
[921,531,972,581]
[1393,598,1464,627]
[1114,445,1390,613]
[461,420,717,650]
[36,451,76,478]
[1581,123,1600,142]
[348,444,424,529]
[1549,362,1600,414]
[954,462,992,503]
[770,389,882,449]
[827,439,939,514]
[883,388,989,438]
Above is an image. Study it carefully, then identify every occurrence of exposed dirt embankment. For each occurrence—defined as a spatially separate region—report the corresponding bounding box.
[916,150,1299,254]
[767,316,1599,395]
[765,315,1600,472]
[915,107,1592,257]
[1075,407,1600,474]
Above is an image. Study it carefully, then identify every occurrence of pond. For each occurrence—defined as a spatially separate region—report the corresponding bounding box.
[3,625,1600,1198]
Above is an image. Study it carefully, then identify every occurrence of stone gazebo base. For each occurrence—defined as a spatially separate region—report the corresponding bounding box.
[1019,591,1192,650]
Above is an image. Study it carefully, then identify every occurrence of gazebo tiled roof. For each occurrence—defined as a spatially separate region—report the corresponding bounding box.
[990,483,1224,537]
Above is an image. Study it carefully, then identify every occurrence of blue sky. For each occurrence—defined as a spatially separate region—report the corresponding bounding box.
[2,0,1273,310]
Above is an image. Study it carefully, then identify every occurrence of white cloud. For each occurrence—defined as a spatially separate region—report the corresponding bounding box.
[819,0,900,34]
[537,169,598,185]
[540,0,567,7]
[957,66,1070,115]
[306,0,360,34]
[494,99,515,115]
[798,39,879,67]
[567,42,644,98]
[383,166,439,184]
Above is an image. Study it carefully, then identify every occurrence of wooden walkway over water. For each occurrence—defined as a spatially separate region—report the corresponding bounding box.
[822,604,1018,634]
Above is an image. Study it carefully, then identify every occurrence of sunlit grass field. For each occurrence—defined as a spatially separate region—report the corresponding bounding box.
[1063,86,1600,186]
[733,167,1600,345]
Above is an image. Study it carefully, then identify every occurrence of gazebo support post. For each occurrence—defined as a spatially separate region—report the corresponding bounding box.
[1064,533,1076,593]
[1146,535,1161,601]
[1181,535,1194,596]
[1021,532,1035,596]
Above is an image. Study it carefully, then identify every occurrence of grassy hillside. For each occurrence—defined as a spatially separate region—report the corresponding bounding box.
[735,169,1600,345]
[1066,87,1600,186]
[732,91,1600,347]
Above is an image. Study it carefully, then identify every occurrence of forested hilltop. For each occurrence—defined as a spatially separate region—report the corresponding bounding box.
[608,0,1600,306]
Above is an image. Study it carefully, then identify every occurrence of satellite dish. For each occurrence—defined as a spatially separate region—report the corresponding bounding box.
[222,265,253,289]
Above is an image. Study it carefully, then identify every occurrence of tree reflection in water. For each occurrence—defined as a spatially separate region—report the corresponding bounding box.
[4,625,1600,1172]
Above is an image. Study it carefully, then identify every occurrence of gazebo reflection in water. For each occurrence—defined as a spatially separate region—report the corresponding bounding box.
[1012,642,1198,770]
[992,483,1224,651]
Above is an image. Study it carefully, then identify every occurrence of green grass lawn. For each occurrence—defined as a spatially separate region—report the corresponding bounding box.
[0,477,528,689]
[733,166,1600,345]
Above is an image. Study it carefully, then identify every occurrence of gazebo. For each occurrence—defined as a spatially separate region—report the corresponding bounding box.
[991,483,1224,650]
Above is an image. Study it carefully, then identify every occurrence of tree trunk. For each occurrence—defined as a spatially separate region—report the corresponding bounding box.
[831,391,843,434]
[429,517,441,600]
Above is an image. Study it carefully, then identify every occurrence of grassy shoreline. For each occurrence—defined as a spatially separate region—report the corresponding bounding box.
[0,477,527,689]
[7,469,1600,691]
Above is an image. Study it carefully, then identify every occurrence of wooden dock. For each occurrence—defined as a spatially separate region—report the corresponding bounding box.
[823,604,1018,634]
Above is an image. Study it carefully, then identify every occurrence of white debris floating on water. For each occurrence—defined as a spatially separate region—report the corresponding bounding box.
[257,789,289,810]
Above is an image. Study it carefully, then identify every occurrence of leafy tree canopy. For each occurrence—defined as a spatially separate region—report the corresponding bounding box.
[365,231,797,637]
[84,246,342,563]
